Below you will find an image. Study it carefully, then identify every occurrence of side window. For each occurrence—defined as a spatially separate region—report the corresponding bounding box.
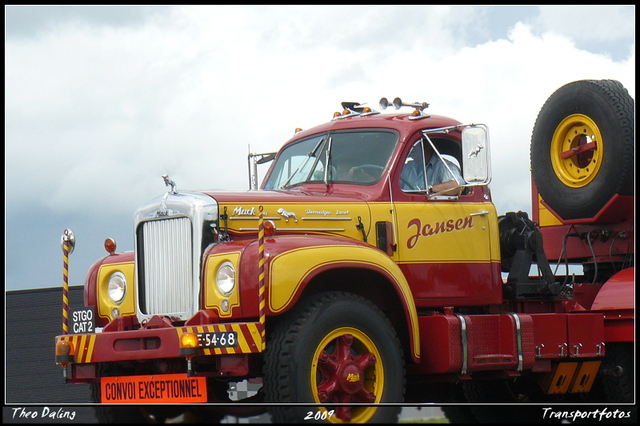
[399,135,469,196]
[425,136,467,196]
[400,140,427,192]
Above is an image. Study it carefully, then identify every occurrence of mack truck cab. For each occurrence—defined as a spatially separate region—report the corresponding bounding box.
[56,80,634,424]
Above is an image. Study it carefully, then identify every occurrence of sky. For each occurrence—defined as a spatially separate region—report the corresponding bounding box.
[5,5,635,291]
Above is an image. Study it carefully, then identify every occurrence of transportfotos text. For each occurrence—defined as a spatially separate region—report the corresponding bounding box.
[542,407,632,422]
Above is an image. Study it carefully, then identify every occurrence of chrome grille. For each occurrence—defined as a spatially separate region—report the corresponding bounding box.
[140,217,193,316]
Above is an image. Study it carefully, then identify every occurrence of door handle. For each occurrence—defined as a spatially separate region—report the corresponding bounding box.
[469,210,489,217]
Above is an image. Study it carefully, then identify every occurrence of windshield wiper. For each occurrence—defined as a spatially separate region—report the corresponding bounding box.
[323,137,333,187]
[282,137,325,189]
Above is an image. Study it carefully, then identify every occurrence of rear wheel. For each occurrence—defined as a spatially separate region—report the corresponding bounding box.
[264,291,405,423]
[90,382,152,423]
[530,79,634,220]
[600,342,634,402]
[462,379,561,424]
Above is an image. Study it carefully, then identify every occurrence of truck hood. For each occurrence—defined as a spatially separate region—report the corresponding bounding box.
[202,187,375,240]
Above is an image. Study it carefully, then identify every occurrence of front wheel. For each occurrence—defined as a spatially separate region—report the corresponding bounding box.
[264,291,405,423]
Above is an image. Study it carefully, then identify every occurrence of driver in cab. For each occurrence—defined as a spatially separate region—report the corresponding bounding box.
[401,138,463,196]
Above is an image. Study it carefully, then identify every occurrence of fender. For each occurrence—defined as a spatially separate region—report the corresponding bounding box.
[259,234,420,362]
[84,251,135,327]
[590,267,634,343]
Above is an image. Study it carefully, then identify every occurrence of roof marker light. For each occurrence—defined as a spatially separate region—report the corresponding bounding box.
[104,238,116,254]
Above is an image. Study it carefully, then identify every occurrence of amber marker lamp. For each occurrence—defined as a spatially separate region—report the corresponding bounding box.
[55,339,75,383]
[180,332,199,376]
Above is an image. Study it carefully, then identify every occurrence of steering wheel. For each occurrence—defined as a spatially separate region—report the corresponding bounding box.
[348,164,384,181]
[400,176,423,191]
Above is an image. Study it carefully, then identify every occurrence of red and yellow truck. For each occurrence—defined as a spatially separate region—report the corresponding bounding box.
[55,80,634,423]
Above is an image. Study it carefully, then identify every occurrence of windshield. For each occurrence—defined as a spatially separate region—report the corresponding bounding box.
[264,131,398,190]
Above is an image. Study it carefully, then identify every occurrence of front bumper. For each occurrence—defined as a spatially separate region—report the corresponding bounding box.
[55,319,263,364]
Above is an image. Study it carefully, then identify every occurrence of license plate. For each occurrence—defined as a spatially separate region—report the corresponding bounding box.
[197,331,238,348]
[101,373,207,403]
[70,307,95,334]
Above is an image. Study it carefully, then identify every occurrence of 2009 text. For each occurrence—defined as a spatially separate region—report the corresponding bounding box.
[304,410,335,421]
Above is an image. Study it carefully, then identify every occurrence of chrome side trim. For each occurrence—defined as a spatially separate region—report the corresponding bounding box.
[454,314,468,375]
[509,312,524,372]
[238,227,346,232]
[230,216,281,220]
[302,217,353,221]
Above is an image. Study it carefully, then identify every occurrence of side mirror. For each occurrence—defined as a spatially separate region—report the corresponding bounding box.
[462,125,491,185]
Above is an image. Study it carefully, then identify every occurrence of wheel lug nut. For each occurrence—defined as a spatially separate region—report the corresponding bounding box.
[368,354,377,366]
[318,391,329,402]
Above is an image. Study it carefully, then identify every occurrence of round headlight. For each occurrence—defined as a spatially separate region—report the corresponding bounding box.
[216,261,236,297]
[107,271,127,304]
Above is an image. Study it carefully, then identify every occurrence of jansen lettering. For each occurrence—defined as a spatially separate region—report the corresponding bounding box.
[407,216,474,249]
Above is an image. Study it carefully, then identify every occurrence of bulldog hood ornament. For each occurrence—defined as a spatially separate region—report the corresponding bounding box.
[162,174,177,195]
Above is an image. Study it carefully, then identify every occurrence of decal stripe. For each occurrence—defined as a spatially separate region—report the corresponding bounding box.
[71,335,79,361]
[235,324,249,353]
[258,206,266,351]
[62,240,69,335]
[78,334,87,363]
[85,334,96,363]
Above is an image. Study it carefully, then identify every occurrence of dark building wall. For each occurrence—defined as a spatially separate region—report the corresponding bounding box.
[6,286,92,404]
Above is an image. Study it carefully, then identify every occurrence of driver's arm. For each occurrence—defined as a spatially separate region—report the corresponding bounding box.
[429,179,460,196]
[428,158,463,196]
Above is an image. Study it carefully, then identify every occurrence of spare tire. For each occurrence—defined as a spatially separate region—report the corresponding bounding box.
[530,80,634,220]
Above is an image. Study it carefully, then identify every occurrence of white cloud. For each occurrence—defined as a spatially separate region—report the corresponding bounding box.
[5,5,635,290]
[536,5,635,43]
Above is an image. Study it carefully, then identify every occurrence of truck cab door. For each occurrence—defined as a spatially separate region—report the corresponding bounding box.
[392,130,501,307]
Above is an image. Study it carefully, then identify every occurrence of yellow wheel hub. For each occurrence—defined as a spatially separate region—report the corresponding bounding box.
[310,327,384,423]
[550,114,603,188]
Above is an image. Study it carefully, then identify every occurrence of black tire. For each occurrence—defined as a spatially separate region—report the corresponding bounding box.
[264,291,405,423]
[442,406,479,424]
[530,79,634,220]
[462,380,561,424]
[90,382,153,423]
[441,384,478,423]
[91,378,217,423]
[600,342,634,403]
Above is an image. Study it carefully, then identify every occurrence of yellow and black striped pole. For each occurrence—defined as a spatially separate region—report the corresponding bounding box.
[61,229,75,335]
[258,206,266,351]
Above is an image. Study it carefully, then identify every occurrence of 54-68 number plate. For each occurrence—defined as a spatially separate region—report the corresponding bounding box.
[197,331,237,348]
